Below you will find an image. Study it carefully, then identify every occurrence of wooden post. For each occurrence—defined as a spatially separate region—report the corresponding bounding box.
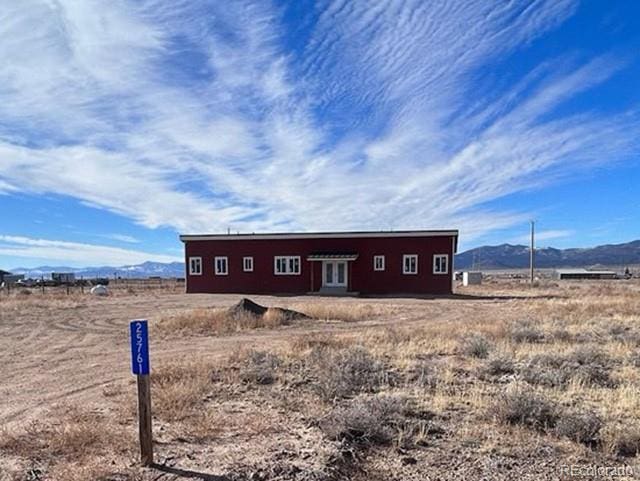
[130,320,153,466]
[41,276,45,294]
[137,374,153,466]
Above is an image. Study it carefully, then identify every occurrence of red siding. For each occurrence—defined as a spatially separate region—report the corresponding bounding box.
[183,235,456,295]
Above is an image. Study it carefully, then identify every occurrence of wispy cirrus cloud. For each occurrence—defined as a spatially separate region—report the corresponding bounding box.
[101,234,140,244]
[0,0,637,244]
[0,235,181,266]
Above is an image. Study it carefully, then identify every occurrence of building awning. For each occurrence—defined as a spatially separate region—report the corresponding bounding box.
[306,252,359,261]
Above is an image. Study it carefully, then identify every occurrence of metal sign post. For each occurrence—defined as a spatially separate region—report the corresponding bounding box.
[129,319,153,466]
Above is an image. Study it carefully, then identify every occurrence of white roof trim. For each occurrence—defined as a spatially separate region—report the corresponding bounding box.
[180,230,458,242]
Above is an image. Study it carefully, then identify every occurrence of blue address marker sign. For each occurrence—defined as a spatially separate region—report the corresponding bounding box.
[130,320,150,375]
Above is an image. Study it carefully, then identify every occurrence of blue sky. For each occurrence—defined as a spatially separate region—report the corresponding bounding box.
[0,0,639,268]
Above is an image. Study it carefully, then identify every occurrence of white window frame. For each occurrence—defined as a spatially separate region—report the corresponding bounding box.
[373,255,385,271]
[243,256,254,272]
[188,256,202,276]
[274,256,301,275]
[214,256,228,275]
[403,254,418,275]
[433,254,449,274]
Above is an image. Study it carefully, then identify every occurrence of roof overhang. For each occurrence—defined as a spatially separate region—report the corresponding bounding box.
[180,229,459,242]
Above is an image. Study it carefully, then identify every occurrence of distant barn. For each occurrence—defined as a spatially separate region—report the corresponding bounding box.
[555,268,617,280]
[0,269,11,283]
[0,270,24,285]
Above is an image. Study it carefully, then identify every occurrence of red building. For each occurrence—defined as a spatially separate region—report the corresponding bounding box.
[180,230,458,296]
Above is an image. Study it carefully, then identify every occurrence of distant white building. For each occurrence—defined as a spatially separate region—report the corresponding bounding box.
[462,271,482,286]
[555,268,617,280]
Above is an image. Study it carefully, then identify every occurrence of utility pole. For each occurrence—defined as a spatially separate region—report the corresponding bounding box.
[529,220,535,283]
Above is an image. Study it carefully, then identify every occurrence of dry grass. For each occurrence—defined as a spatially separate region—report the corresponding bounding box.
[0,282,184,320]
[483,353,516,376]
[493,384,559,431]
[0,407,137,481]
[236,349,283,385]
[156,302,384,337]
[555,409,603,446]
[286,302,384,322]
[152,360,216,421]
[0,291,89,313]
[320,394,415,445]
[306,345,388,400]
[3,279,640,480]
[459,333,493,358]
[156,306,295,336]
[603,423,640,457]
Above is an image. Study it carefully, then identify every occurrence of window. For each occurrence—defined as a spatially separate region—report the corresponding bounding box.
[403,254,418,275]
[243,256,254,272]
[188,257,202,276]
[214,256,228,275]
[274,256,301,275]
[433,254,449,274]
[373,255,385,271]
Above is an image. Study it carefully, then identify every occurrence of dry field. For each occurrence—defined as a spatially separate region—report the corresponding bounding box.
[1,280,640,480]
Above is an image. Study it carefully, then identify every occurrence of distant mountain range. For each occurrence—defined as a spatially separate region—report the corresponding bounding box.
[455,240,640,270]
[7,240,640,277]
[10,261,185,279]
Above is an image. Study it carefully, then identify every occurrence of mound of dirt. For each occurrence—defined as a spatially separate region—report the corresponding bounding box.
[228,298,310,321]
[229,298,268,316]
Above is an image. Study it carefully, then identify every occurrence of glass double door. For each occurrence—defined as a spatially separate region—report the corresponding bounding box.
[323,261,347,287]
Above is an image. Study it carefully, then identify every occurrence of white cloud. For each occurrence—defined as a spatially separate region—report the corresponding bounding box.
[102,234,140,244]
[0,0,637,246]
[0,235,181,266]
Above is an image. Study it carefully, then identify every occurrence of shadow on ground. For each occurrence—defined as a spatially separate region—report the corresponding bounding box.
[358,292,563,301]
[150,463,236,481]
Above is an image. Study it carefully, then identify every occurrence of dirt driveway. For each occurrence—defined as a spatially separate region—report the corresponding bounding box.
[0,288,523,430]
